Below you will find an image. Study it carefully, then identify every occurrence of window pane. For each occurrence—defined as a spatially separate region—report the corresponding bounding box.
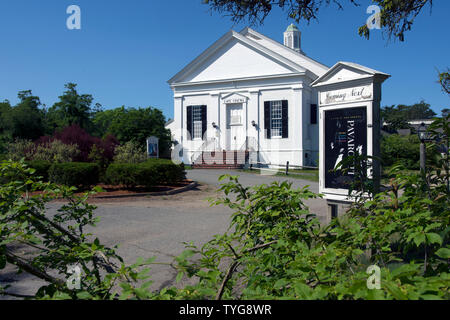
[271,101,283,137]
[192,105,202,121]
[192,105,203,139]
[193,121,202,139]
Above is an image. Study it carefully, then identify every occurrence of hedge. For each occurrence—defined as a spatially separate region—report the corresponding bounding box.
[105,159,185,188]
[25,160,52,181]
[49,162,100,189]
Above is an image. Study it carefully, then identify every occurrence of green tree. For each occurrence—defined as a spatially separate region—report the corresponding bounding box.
[46,83,94,133]
[93,106,172,158]
[2,91,45,141]
[402,100,437,120]
[90,107,123,138]
[203,0,433,42]
[0,100,12,153]
[382,100,437,132]
[381,105,411,132]
[0,100,11,133]
[438,68,449,96]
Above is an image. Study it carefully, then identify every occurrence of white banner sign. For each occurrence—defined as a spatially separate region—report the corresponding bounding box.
[320,85,372,105]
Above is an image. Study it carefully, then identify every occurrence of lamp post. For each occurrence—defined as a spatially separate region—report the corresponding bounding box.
[417,122,428,172]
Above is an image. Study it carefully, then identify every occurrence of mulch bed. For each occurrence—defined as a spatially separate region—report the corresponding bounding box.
[26,180,197,199]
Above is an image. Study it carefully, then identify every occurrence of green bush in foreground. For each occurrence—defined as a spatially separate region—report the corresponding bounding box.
[48,162,100,189]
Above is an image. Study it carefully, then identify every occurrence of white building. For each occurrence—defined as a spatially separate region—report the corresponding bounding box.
[166,25,381,168]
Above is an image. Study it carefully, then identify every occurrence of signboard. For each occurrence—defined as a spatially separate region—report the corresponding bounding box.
[147,136,159,158]
[312,62,389,207]
[223,93,248,105]
[320,85,372,105]
[224,98,246,104]
[324,107,367,190]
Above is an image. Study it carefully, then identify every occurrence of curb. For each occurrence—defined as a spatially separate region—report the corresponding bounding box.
[91,181,199,199]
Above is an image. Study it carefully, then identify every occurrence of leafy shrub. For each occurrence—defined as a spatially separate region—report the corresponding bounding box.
[105,159,185,188]
[37,125,119,162]
[5,138,81,163]
[381,134,420,169]
[141,159,186,185]
[166,170,449,300]
[49,162,100,189]
[104,163,140,188]
[33,139,80,163]
[5,138,35,161]
[113,141,148,164]
[25,160,52,181]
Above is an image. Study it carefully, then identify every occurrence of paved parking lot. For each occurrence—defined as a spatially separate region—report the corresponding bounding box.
[1,169,328,298]
[187,168,319,192]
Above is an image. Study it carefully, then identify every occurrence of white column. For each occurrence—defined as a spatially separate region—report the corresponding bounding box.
[174,95,184,144]
[292,86,303,167]
[209,93,220,149]
[249,90,260,163]
[219,94,226,150]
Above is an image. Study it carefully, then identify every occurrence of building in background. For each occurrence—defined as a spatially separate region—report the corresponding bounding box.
[166,25,386,168]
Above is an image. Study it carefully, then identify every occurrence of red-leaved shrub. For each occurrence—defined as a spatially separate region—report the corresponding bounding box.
[36,125,119,162]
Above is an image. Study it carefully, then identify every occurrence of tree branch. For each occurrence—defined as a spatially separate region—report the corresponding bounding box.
[5,248,66,287]
[215,240,277,300]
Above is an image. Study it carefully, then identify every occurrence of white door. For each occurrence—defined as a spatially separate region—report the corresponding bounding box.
[226,104,245,150]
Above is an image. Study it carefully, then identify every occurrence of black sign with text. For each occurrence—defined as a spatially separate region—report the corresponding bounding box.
[324,107,367,190]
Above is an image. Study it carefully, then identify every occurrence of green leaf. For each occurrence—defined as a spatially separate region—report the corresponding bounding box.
[176,272,184,283]
[294,282,313,299]
[425,233,442,245]
[384,281,408,300]
[435,248,450,259]
[413,233,426,247]
[274,279,288,290]
[175,249,196,263]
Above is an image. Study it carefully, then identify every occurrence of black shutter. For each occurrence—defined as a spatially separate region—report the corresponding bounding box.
[311,104,318,124]
[264,101,271,139]
[186,106,192,140]
[201,105,207,140]
[282,100,288,138]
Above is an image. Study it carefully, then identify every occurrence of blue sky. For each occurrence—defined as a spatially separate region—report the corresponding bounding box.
[0,0,448,120]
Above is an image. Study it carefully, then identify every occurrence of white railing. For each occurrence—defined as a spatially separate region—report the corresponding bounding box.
[190,138,217,164]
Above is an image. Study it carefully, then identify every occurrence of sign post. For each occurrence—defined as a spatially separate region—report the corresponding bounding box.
[147,136,159,159]
[311,62,390,221]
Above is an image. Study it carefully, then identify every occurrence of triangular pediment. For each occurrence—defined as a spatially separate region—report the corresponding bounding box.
[221,92,249,103]
[311,62,390,87]
[168,31,306,85]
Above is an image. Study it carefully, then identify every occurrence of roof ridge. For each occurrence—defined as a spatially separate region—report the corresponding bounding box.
[240,27,330,70]
[168,28,308,84]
